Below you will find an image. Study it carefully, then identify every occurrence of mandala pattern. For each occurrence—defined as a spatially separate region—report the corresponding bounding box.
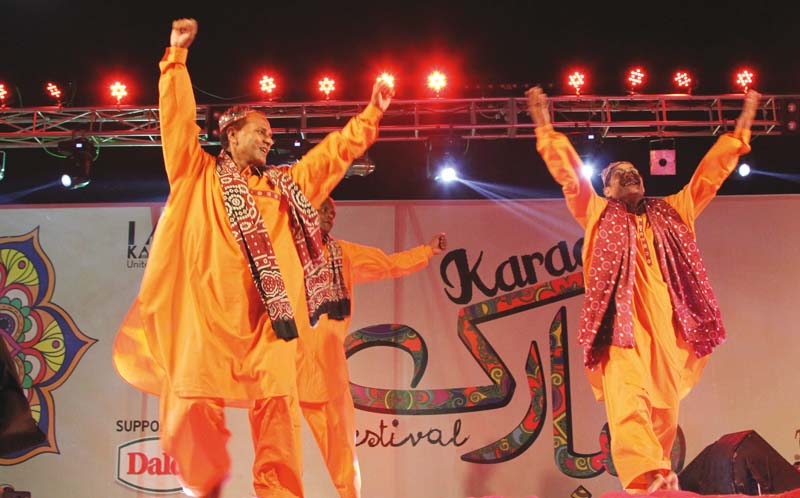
[0,228,96,465]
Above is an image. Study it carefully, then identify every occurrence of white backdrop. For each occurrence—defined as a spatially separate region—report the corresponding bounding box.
[1,196,798,498]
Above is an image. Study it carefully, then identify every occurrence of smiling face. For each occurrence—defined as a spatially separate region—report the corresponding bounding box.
[227,113,274,169]
[602,161,645,207]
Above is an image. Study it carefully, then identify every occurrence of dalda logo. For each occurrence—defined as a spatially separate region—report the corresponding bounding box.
[116,436,182,494]
[127,221,154,269]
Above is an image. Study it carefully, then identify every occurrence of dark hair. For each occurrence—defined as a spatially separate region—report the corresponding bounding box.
[220,119,247,150]
[219,105,252,150]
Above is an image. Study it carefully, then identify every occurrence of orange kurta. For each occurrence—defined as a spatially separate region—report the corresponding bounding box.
[297,240,432,498]
[536,124,750,487]
[112,46,383,403]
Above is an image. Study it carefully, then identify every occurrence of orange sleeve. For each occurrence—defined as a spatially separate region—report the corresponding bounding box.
[535,124,602,228]
[158,46,212,188]
[339,240,433,285]
[290,105,383,207]
[664,129,751,228]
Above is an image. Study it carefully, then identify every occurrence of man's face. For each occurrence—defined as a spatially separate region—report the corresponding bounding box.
[229,113,273,167]
[603,162,645,204]
[318,198,336,235]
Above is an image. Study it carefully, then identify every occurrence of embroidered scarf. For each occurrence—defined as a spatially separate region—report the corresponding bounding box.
[215,151,333,340]
[323,235,352,320]
[578,198,726,368]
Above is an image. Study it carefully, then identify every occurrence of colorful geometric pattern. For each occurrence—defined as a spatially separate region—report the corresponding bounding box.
[460,341,546,463]
[346,305,518,414]
[346,273,582,416]
[0,228,96,465]
[550,305,610,477]
[345,323,428,389]
[345,271,687,474]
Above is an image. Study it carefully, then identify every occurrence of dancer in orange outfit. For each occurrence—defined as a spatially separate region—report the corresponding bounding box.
[296,197,446,498]
[527,86,759,493]
[112,19,393,498]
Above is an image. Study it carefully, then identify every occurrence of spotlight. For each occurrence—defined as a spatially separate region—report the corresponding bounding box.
[46,82,62,106]
[376,72,395,89]
[318,77,336,99]
[738,163,751,177]
[110,81,128,105]
[427,71,447,97]
[426,136,464,182]
[568,71,585,96]
[205,107,225,143]
[780,101,798,134]
[0,83,7,108]
[57,137,95,189]
[435,166,459,183]
[735,69,755,93]
[259,75,277,96]
[627,67,645,93]
[580,164,595,179]
[673,71,693,93]
[270,135,311,163]
[345,153,376,178]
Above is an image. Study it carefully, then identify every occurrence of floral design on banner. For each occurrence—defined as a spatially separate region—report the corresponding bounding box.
[0,228,96,464]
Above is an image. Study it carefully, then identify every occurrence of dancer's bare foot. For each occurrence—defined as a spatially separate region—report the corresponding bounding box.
[664,471,680,490]
[646,473,667,494]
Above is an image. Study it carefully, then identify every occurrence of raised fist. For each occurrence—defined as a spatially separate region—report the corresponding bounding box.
[170,18,198,49]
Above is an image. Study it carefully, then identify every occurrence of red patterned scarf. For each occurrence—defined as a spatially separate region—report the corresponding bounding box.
[323,235,351,320]
[578,198,726,367]
[216,151,333,340]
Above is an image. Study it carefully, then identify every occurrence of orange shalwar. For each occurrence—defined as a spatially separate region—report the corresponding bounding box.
[111,46,382,498]
[296,240,433,498]
[535,124,750,489]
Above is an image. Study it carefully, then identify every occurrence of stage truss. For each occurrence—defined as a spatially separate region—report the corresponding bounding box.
[0,94,797,149]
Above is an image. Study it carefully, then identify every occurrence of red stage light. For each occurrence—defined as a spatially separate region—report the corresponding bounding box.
[735,69,755,92]
[427,71,447,96]
[0,83,7,107]
[568,71,585,96]
[46,82,62,101]
[318,77,336,99]
[673,71,692,92]
[259,75,276,95]
[627,68,645,91]
[376,72,395,89]
[110,81,128,105]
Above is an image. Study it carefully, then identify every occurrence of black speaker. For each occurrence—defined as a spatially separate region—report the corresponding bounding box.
[0,339,46,456]
[679,430,800,495]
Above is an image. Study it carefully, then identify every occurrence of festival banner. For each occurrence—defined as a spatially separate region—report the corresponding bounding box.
[1,196,798,498]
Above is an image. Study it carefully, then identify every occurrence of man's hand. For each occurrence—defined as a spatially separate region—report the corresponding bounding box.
[736,89,761,131]
[428,233,447,255]
[170,18,198,49]
[525,86,550,128]
[370,79,395,112]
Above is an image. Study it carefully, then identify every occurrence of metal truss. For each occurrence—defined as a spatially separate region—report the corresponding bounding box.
[0,94,796,149]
